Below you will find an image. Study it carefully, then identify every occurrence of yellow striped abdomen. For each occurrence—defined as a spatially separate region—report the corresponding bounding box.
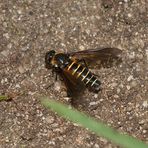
[66,61,101,92]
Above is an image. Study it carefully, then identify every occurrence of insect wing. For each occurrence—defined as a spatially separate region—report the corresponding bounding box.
[59,69,85,97]
[69,48,122,68]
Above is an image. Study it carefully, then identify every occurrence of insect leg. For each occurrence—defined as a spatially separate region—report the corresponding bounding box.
[52,68,58,81]
[45,83,54,90]
[52,68,55,77]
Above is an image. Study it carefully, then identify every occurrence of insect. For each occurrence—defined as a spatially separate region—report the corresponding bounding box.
[45,48,122,97]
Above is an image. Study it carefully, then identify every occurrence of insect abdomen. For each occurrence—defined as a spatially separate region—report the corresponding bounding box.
[67,61,101,92]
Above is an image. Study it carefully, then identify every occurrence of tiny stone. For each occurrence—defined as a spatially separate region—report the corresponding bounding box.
[48,141,55,145]
[7,43,12,49]
[114,94,119,98]
[142,101,148,108]
[30,73,34,77]
[45,116,54,124]
[18,65,25,74]
[64,97,71,101]
[117,88,121,94]
[15,84,20,88]
[1,50,10,57]
[137,53,143,59]
[118,121,121,125]
[54,81,61,91]
[3,22,7,27]
[142,130,147,134]
[128,52,135,59]
[139,120,145,125]
[4,78,8,82]
[94,144,100,148]
[94,94,98,98]
[111,82,117,87]
[128,13,132,17]
[61,90,67,96]
[130,80,137,87]
[124,0,128,2]
[127,75,133,81]
[5,137,9,142]
[126,85,130,90]
[21,46,29,52]
[89,101,97,106]
[17,9,22,14]
[100,98,104,102]
[119,84,124,88]
[85,29,90,34]
[146,49,148,60]
[3,33,10,39]
[129,116,133,120]
[79,45,85,51]
[58,136,64,141]
[100,137,108,143]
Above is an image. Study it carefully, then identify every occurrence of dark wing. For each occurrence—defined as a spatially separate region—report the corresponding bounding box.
[59,69,85,98]
[69,48,122,68]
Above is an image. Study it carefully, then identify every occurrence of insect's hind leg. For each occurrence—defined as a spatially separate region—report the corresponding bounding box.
[45,69,59,90]
[52,68,65,82]
[52,69,58,81]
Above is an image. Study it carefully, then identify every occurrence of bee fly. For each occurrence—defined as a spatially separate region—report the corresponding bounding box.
[45,48,122,97]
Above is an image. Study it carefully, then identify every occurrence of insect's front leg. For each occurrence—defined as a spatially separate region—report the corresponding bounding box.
[52,68,59,81]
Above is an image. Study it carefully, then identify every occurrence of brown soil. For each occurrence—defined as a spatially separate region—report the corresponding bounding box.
[0,0,147,148]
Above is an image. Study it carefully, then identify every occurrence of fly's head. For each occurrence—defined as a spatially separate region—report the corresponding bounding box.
[45,50,56,69]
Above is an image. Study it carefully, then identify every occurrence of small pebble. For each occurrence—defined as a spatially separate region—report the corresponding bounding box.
[48,141,55,145]
[114,94,119,99]
[117,88,121,94]
[111,82,118,87]
[15,84,20,88]
[45,116,55,124]
[18,65,25,74]
[126,85,130,90]
[94,94,98,98]
[146,49,148,60]
[89,101,97,106]
[7,43,12,49]
[142,101,148,108]
[130,80,137,87]
[3,33,10,39]
[128,13,132,18]
[1,50,10,57]
[94,143,100,148]
[139,120,145,125]
[142,130,147,134]
[127,75,133,81]
[128,52,135,59]
[124,0,128,3]
[79,45,85,51]
[64,97,71,101]
[54,81,61,91]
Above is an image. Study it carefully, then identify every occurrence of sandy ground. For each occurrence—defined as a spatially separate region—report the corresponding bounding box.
[0,0,147,148]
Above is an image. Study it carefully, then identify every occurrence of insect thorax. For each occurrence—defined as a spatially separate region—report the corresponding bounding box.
[54,53,71,68]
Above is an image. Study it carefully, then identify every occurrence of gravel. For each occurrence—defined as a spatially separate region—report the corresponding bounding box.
[0,0,147,148]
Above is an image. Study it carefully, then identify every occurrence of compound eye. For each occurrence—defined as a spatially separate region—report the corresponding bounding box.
[46,50,55,60]
[50,50,56,56]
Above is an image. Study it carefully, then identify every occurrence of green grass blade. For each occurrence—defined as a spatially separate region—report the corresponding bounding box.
[41,98,148,148]
[0,95,8,101]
